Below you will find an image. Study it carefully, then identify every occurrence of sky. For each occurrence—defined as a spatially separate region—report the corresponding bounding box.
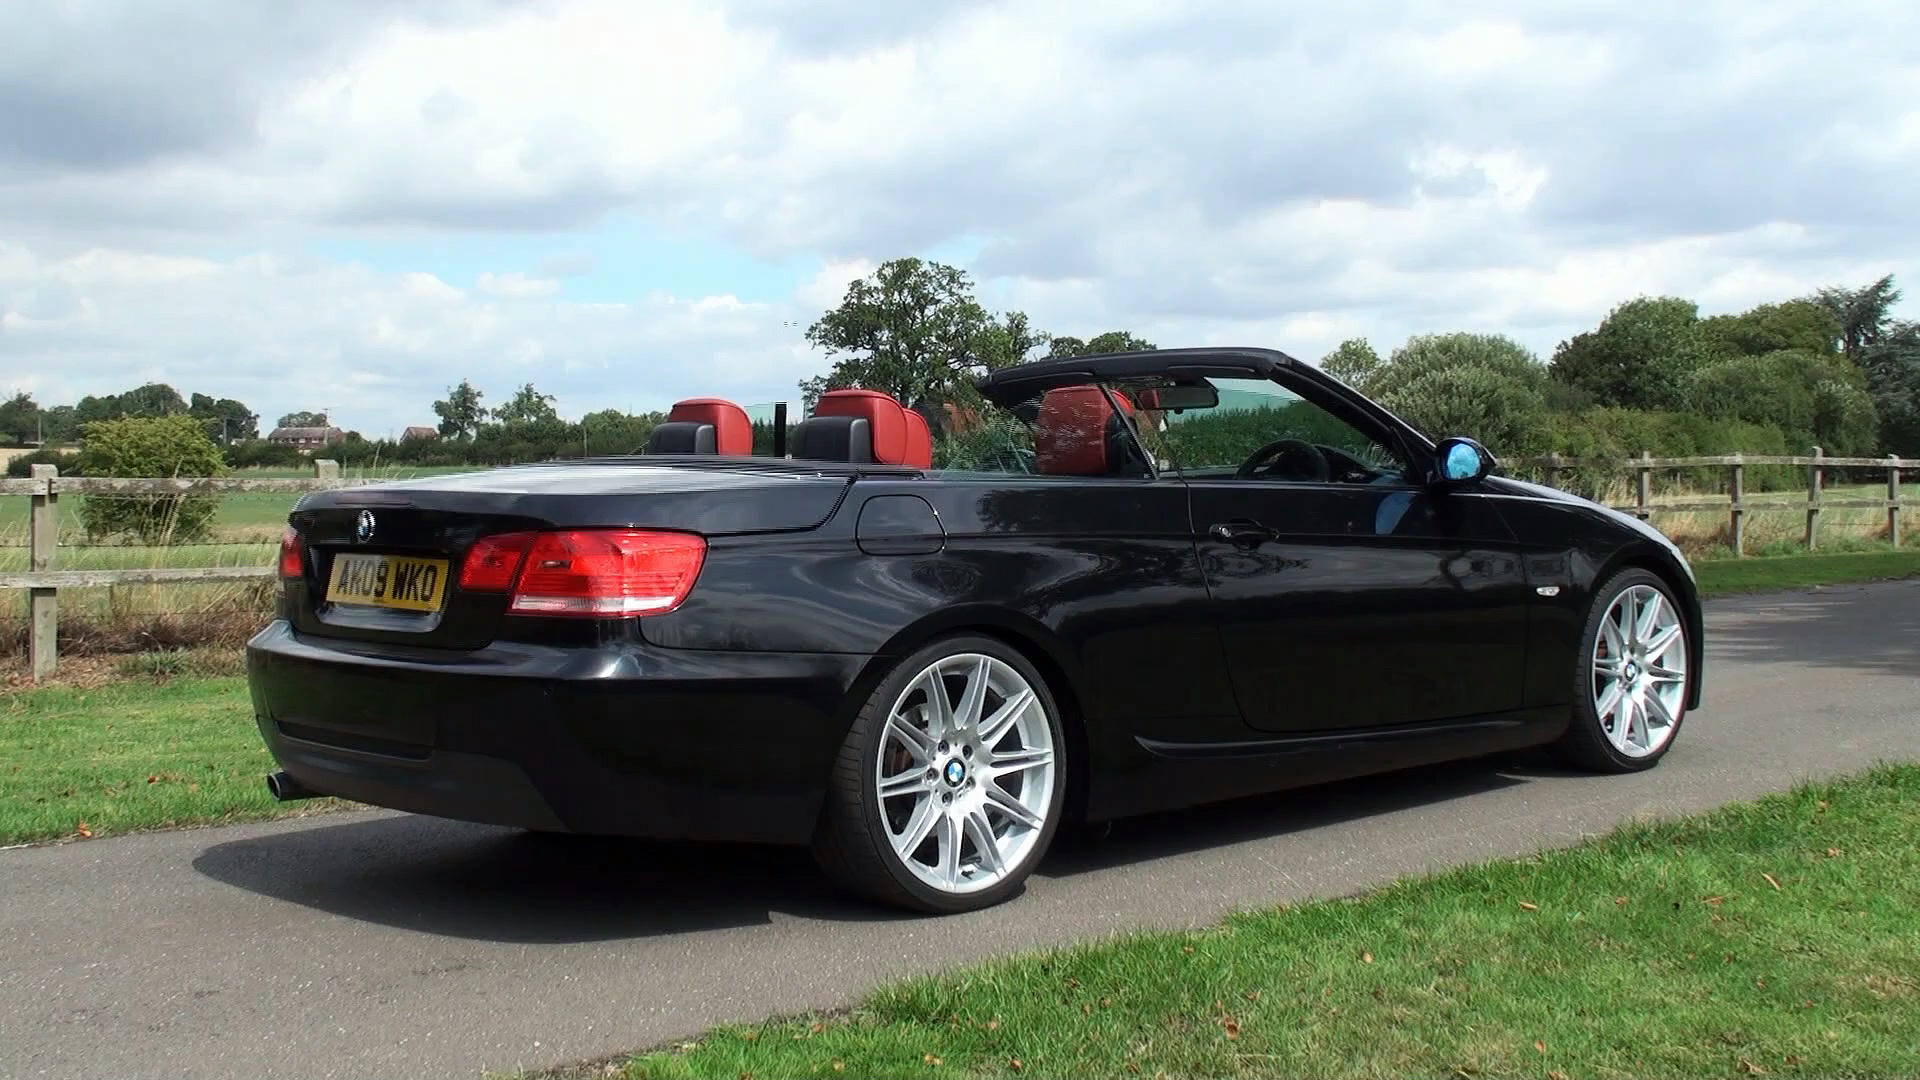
[1,0,1916,439]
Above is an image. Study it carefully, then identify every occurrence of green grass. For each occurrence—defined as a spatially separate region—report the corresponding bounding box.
[607,766,1920,1080]
[0,676,345,844]
[1694,549,1920,597]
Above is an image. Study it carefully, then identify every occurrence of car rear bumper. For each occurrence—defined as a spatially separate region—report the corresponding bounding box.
[245,621,871,845]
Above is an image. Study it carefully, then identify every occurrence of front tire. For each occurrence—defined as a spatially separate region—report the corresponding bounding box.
[813,635,1067,914]
[1554,568,1690,773]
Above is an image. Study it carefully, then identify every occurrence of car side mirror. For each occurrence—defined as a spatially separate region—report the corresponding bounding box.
[1431,437,1495,488]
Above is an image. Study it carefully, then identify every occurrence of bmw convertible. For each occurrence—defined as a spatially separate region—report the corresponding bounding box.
[248,347,1703,913]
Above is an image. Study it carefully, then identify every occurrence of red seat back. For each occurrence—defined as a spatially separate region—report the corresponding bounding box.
[665,398,752,455]
[901,407,933,468]
[1034,385,1132,476]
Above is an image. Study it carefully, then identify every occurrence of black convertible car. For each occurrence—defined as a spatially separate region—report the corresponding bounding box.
[248,347,1703,913]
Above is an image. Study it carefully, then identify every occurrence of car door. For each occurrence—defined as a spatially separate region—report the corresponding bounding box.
[1144,375,1534,734]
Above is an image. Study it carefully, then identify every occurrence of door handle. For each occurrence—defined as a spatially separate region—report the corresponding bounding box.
[1210,520,1278,546]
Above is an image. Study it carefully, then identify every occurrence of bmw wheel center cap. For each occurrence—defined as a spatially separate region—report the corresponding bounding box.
[944,759,967,786]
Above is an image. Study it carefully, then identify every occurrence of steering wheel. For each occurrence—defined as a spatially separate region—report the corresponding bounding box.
[1237,438,1331,482]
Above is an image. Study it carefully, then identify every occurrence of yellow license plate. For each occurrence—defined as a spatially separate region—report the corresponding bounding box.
[326,553,450,612]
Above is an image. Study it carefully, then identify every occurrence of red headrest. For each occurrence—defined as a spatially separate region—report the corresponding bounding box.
[815,389,921,466]
[666,398,752,455]
[1034,385,1131,476]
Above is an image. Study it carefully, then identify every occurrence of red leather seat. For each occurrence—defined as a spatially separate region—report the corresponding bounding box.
[648,398,752,455]
[802,389,931,466]
[1034,385,1136,476]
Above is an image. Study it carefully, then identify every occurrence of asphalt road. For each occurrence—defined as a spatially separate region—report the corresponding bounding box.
[4,582,1918,1080]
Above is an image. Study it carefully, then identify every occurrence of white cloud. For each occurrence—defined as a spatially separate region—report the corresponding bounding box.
[1,0,1917,436]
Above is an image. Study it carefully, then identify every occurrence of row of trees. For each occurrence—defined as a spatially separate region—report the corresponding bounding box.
[799,259,1919,471]
[0,383,267,447]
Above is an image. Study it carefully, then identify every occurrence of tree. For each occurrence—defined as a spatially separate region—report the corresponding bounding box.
[1697,299,1840,358]
[974,311,1048,372]
[1367,333,1553,457]
[277,411,330,428]
[76,415,225,544]
[432,380,487,439]
[1318,338,1382,388]
[1862,321,1920,456]
[493,383,559,425]
[801,258,1001,410]
[40,405,79,443]
[1549,296,1712,411]
[190,393,258,444]
[0,392,41,444]
[1044,331,1158,358]
[117,382,189,418]
[1814,274,1902,361]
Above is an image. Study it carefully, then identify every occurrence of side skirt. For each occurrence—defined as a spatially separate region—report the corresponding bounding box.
[1083,707,1568,822]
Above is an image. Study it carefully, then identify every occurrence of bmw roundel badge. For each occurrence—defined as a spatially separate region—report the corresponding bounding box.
[944,759,966,786]
[355,509,376,544]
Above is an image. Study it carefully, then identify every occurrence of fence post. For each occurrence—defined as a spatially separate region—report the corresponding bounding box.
[28,463,58,681]
[1728,455,1746,557]
[1635,451,1652,520]
[1805,446,1824,551]
[1891,455,1904,549]
[1543,453,1562,491]
[313,458,340,483]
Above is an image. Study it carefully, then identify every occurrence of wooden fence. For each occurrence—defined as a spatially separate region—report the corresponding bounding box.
[2,461,366,681]
[2,451,1914,682]
[1514,449,1911,556]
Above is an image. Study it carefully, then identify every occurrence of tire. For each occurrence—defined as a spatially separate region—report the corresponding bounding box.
[1553,568,1691,773]
[812,635,1068,914]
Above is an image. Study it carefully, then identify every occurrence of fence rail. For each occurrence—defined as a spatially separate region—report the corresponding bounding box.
[4,450,1914,682]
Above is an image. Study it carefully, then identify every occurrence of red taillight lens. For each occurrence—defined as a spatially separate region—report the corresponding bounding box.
[459,532,536,592]
[278,527,304,579]
[508,529,706,617]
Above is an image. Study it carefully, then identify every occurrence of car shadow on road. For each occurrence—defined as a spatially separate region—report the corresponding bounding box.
[193,752,1548,944]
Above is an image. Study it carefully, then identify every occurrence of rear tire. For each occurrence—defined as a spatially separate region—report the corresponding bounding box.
[1554,568,1690,773]
[813,635,1067,914]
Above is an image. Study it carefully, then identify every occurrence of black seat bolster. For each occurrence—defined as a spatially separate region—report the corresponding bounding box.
[647,421,717,454]
[791,415,873,463]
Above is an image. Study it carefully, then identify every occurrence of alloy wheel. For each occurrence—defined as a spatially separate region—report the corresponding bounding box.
[1590,583,1687,759]
[873,652,1057,895]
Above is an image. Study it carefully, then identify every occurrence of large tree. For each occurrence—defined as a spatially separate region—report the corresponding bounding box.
[1548,296,1712,412]
[493,382,559,425]
[1366,333,1553,457]
[1815,274,1902,361]
[800,258,1013,410]
[277,410,330,428]
[1862,320,1920,456]
[190,393,258,444]
[432,380,487,439]
[1318,338,1381,387]
[0,392,41,444]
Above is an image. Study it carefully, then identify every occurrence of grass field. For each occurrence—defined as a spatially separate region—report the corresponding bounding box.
[0,675,348,845]
[1693,549,1920,596]
[596,765,1920,1080]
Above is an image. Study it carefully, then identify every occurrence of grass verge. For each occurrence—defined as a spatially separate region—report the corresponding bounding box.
[1694,548,1920,597]
[604,765,1920,1080]
[0,675,347,845]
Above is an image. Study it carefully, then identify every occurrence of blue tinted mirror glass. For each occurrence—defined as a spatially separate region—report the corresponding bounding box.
[1443,442,1483,481]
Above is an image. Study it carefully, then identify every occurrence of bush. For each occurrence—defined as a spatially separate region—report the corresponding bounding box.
[5,448,83,478]
[76,415,226,545]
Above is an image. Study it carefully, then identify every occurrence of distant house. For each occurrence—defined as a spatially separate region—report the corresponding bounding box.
[401,426,438,441]
[267,426,345,449]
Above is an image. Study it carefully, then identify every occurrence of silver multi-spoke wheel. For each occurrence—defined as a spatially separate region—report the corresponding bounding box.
[1590,583,1688,759]
[873,653,1057,896]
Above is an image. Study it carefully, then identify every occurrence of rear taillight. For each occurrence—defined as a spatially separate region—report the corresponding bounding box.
[459,532,536,592]
[278,527,304,579]
[459,529,706,617]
